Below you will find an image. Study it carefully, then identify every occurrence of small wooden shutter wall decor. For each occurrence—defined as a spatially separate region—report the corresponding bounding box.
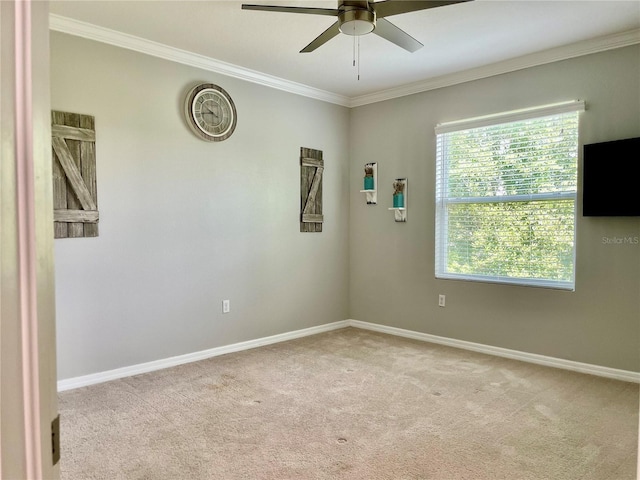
[51,111,99,238]
[300,147,324,232]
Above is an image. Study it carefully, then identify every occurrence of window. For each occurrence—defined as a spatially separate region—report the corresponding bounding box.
[435,101,584,290]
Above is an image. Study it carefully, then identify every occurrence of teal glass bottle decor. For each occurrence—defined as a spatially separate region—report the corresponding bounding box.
[393,180,405,208]
[364,165,374,190]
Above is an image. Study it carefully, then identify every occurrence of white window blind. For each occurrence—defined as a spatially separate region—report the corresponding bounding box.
[435,101,584,290]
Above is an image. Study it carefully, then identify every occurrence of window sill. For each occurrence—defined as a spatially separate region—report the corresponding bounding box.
[435,272,575,291]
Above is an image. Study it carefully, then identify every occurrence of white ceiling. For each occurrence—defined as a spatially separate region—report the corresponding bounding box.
[50,0,640,103]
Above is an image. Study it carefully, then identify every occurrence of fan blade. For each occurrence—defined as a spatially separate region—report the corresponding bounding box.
[300,21,341,52]
[373,18,423,52]
[373,0,472,19]
[241,4,339,16]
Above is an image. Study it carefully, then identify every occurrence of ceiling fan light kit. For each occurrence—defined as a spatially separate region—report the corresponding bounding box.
[339,9,376,36]
[242,0,472,53]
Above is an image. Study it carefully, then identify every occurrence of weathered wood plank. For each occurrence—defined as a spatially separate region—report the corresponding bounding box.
[80,115,98,237]
[300,167,311,232]
[51,124,96,142]
[301,214,324,223]
[65,112,84,237]
[301,157,324,168]
[52,111,69,238]
[52,137,97,212]
[54,210,99,223]
[300,148,311,232]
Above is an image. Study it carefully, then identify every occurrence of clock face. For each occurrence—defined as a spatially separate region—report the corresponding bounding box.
[185,84,237,142]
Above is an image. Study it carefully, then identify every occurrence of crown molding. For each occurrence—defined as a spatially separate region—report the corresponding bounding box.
[50,14,638,109]
[348,29,640,107]
[49,14,351,107]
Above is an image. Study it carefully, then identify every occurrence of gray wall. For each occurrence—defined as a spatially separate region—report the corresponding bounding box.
[51,32,350,380]
[53,31,639,380]
[349,45,640,372]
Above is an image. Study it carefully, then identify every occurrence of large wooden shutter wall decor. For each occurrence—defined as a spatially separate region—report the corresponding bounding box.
[51,111,99,238]
[300,147,324,232]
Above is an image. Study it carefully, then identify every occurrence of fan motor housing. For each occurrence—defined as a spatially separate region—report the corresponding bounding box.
[338,9,376,35]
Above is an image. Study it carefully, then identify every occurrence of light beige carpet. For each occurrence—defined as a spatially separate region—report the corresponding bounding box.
[58,327,639,480]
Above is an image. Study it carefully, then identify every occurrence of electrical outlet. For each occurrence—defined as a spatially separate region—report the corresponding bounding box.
[438,294,446,307]
[222,299,230,314]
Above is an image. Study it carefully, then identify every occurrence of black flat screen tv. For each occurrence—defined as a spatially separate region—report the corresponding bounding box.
[582,137,640,216]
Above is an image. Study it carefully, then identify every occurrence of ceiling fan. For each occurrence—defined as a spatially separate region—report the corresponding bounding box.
[241,0,472,53]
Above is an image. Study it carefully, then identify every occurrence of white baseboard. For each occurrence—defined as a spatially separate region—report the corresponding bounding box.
[57,320,349,391]
[58,318,639,392]
[348,319,640,384]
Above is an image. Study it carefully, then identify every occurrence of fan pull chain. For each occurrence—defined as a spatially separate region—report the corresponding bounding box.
[352,33,361,81]
[352,23,357,68]
[353,33,356,67]
[357,36,361,81]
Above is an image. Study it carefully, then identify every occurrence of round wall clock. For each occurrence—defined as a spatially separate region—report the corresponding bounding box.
[184,83,237,142]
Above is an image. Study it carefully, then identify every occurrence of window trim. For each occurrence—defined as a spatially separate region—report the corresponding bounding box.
[435,101,585,291]
[435,100,585,135]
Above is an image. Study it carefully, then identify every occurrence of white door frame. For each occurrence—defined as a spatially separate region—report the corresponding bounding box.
[1,1,58,478]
